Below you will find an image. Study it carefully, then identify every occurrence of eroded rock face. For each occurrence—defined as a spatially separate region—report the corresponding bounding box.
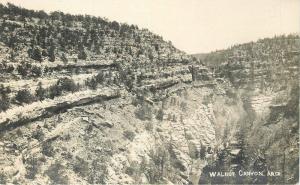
[195,36,299,184]
[0,79,243,184]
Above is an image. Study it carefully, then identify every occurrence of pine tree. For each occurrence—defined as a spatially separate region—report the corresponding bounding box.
[35,82,46,101]
[61,53,68,64]
[31,47,43,62]
[48,44,56,62]
[78,44,87,60]
[0,85,11,112]
[15,89,35,104]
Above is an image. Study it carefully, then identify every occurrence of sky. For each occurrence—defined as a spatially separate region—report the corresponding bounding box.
[0,0,299,54]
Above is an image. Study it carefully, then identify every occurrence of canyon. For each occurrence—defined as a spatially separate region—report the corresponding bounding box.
[0,3,299,184]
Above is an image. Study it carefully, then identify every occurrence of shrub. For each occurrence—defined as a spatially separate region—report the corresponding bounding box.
[42,49,48,57]
[125,166,135,176]
[225,89,238,105]
[35,82,46,101]
[32,126,44,141]
[17,62,32,77]
[31,66,42,77]
[41,141,55,157]
[95,71,105,84]
[86,78,98,90]
[16,129,23,136]
[145,121,153,132]
[45,161,69,184]
[135,103,153,120]
[0,85,11,98]
[25,157,39,179]
[15,89,35,104]
[202,94,212,105]
[88,158,108,184]
[123,130,135,141]
[48,78,78,98]
[61,53,68,64]
[48,84,62,99]
[73,156,89,178]
[5,65,14,73]
[78,48,87,60]
[125,162,141,180]
[188,143,199,159]
[171,159,186,172]
[31,47,43,62]
[57,77,77,92]
[0,99,10,112]
[285,84,299,118]
[199,145,206,160]
[144,161,161,184]
[145,146,170,184]
[0,173,7,184]
[48,45,56,62]
[180,102,187,112]
[125,78,134,91]
[156,108,164,121]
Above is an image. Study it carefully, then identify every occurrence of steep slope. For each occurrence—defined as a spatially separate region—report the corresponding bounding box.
[0,3,219,184]
[195,35,299,184]
[0,3,196,127]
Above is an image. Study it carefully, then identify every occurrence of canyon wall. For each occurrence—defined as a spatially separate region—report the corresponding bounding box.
[0,4,298,184]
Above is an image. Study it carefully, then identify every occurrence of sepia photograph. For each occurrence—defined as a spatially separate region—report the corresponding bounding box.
[0,0,299,184]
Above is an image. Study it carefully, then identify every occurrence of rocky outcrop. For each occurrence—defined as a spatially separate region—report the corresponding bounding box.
[195,35,299,184]
[0,88,121,132]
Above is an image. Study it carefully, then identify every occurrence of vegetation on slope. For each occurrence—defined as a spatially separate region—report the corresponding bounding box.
[0,3,199,114]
